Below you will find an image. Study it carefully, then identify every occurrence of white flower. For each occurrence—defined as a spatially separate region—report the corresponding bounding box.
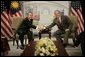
[41,47,45,53]
[35,37,58,56]
[40,53,44,56]
[45,49,50,56]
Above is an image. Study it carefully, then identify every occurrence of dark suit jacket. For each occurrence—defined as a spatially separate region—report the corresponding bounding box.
[75,32,84,46]
[47,15,73,31]
[75,32,84,55]
[17,17,36,35]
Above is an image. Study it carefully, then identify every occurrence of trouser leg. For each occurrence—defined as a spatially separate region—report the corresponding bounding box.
[81,39,84,56]
[19,35,24,46]
[27,31,34,44]
[75,32,84,55]
[54,30,63,43]
[71,33,76,45]
[63,30,70,44]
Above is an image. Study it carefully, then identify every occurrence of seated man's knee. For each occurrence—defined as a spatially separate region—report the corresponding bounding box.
[53,32,60,38]
[27,31,34,40]
[18,34,24,39]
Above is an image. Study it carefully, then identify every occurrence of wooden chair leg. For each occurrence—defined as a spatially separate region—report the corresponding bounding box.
[39,33,41,39]
[25,39,26,45]
[25,38,27,45]
[15,34,19,49]
[49,33,51,39]
[13,38,15,46]
[16,40,19,49]
[13,35,16,46]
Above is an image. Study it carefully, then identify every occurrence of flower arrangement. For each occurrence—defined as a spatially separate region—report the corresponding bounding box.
[34,37,58,56]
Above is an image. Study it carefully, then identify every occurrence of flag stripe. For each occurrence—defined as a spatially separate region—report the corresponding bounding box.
[1,20,13,37]
[8,11,12,25]
[76,10,84,31]
[13,15,16,17]
[12,10,22,17]
[77,9,84,24]
[1,28,9,38]
[1,26,12,38]
[16,12,20,17]
[1,14,13,34]
[1,24,13,37]
[1,29,9,38]
[15,13,18,16]
[80,6,82,12]
[78,23,81,34]
[2,11,10,23]
[19,11,22,16]
[1,20,13,35]
[71,7,83,34]
[2,11,12,26]
[76,10,84,26]
[18,11,22,16]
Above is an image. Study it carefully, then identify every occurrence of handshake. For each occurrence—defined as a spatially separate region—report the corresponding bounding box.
[36,25,50,32]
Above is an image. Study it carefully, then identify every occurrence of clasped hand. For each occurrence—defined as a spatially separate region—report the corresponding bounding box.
[36,25,47,32]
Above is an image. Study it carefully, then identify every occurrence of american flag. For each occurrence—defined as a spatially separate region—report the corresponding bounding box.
[70,1,84,35]
[1,1,22,39]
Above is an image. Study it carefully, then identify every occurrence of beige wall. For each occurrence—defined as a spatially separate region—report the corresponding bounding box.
[22,1,70,34]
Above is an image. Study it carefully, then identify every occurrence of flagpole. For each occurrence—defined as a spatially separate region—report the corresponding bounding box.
[68,1,71,16]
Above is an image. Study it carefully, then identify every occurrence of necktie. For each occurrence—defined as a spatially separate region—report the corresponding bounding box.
[58,17,61,24]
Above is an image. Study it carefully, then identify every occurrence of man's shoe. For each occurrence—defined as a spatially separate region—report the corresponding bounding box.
[20,46,24,50]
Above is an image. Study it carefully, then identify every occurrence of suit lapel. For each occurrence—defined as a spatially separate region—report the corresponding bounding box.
[61,16,64,25]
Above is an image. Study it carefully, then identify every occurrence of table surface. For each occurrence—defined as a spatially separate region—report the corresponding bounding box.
[21,39,68,56]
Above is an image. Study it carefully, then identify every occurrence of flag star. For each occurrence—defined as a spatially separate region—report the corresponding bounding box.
[1,1,2,3]
[76,4,77,7]
[3,6,4,8]
[1,5,2,7]
[1,8,2,11]
[3,1,4,3]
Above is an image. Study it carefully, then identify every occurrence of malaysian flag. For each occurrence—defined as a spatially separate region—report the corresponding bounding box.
[70,1,84,35]
[1,1,22,39]
[9,1,22,18]
[1,1,13,38]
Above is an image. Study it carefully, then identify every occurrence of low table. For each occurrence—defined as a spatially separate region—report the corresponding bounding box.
[21,39,68,56]
[39,28,51,39]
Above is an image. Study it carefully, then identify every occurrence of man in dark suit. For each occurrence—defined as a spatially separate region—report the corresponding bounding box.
[17,12,37,49]
[46,10,73,47]
[74,32,84,56]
